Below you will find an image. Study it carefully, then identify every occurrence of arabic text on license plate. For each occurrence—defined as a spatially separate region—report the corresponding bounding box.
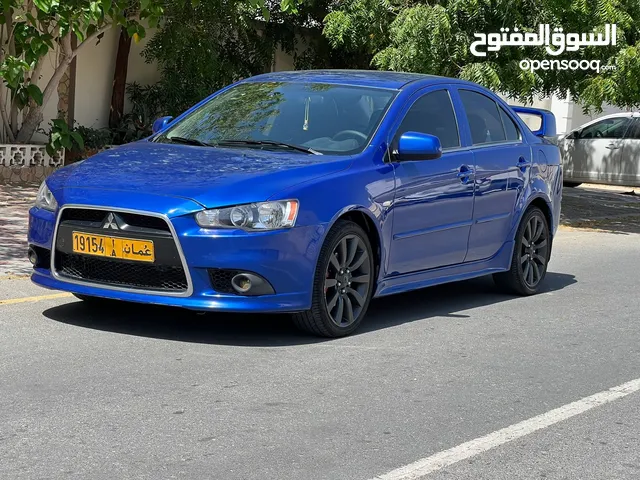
[71,232,155,263]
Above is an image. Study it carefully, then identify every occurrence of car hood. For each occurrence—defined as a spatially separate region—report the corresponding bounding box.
[49,141,353,208]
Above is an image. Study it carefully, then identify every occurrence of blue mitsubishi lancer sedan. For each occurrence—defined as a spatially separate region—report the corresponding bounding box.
[28,70,562,337]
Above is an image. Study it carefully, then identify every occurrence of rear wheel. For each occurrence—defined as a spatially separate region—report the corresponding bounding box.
[292,220,375,337]
[493,206,550,295]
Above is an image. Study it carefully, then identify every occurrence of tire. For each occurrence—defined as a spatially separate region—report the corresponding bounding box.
[292,220,375,337]
[493,206,551,295]
[563,181,582,188]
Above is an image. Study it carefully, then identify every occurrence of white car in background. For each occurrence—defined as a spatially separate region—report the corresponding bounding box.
[555,112,640,187]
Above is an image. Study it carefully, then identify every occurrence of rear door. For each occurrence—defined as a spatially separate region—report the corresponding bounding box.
[617,116,640,187]
[454,88,532,262]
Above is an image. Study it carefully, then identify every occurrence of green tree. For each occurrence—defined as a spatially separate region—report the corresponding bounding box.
[0,0,302,145]
[0,0,165,144]
[323,0,640,110]
[140,0,330,117]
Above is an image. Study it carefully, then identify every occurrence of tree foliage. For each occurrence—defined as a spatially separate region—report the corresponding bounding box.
[141,0,273,117]
[323,0,640,110]
[140,0,331,117]
[0,0,166,144]
[0,0,303,145]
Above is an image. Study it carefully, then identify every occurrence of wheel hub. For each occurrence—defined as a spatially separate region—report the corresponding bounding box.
[335,269,352,292]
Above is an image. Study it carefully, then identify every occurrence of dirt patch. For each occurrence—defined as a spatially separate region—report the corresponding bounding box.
[561,185,640,234]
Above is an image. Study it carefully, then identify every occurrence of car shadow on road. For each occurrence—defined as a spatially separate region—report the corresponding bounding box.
[43,272,577,347]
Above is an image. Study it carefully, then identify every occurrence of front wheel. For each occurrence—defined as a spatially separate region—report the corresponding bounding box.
[494,206,550,295]
[292,220,375,337]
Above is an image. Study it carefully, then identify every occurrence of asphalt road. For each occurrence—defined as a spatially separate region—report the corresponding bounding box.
[1,229,639,480]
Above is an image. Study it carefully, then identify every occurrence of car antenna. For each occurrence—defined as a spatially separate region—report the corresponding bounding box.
[303,97,310,131]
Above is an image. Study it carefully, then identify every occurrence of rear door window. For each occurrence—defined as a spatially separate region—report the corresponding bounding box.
[625,118,640,139]
[459,90,507,145]
[500,108,521,141]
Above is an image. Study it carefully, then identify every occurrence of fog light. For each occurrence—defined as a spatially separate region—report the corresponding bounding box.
[28,247,38,265]
[28,245,51,269]
[232,274,252,293]
[229,272,275,296]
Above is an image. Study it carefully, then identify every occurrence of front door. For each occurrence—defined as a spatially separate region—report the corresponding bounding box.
[387,88,475,275]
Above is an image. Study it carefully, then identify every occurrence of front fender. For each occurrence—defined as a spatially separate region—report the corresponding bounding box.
[269,158,396,279]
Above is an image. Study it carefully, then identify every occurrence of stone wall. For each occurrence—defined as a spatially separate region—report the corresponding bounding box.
[0,165,59,184]
[0,145,64,185]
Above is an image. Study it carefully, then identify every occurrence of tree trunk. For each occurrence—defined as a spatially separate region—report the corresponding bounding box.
[15,107,45,143]
[16,56,73,143]
[109,27,132,129]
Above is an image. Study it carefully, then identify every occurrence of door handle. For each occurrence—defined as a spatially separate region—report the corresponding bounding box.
[605,143,620,150]
[517,156,532,168]
[457,165,474,183]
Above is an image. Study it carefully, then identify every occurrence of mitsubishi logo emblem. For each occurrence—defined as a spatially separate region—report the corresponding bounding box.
[102,212,119,230]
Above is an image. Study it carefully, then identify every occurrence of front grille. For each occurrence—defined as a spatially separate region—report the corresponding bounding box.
[56,252,188,292]
[61,209,105,223]
[208,268,241,294]
[61,208,170,232]
[120,213,170,232]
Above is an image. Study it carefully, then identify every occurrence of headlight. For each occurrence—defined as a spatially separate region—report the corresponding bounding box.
[195,200,299,230]
[35,181,58,211]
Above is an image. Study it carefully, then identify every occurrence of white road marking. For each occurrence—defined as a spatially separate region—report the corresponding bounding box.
[370,377,640,480]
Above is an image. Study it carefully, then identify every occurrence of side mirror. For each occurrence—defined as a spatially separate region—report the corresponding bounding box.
[510,106,557,137]
[396,132,442,161]
[152,116,174,134]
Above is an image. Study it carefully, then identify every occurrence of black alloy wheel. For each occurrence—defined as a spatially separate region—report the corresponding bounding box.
[292,220,375,337]
[323,234,371,328]
[519,213,549,289]
[494,206,550,295]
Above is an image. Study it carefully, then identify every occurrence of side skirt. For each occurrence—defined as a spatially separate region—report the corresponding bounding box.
[374,240,514,298]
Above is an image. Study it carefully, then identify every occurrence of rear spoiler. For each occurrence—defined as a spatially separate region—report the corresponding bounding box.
[509,106,556,137]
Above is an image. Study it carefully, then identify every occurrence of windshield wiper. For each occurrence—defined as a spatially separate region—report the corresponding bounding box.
[161,136,216,147]
[217,139,322,155]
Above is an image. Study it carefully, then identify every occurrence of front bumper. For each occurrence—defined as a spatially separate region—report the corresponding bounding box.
[29,204,327,313]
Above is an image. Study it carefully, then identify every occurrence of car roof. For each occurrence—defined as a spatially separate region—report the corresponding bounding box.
[243,69,477,90]
[573,112,640,130]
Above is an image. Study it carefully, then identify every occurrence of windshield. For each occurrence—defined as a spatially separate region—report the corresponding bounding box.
[154,82,397,155]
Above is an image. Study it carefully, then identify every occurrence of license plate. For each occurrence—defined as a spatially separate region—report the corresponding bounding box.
[72,232,155,263]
